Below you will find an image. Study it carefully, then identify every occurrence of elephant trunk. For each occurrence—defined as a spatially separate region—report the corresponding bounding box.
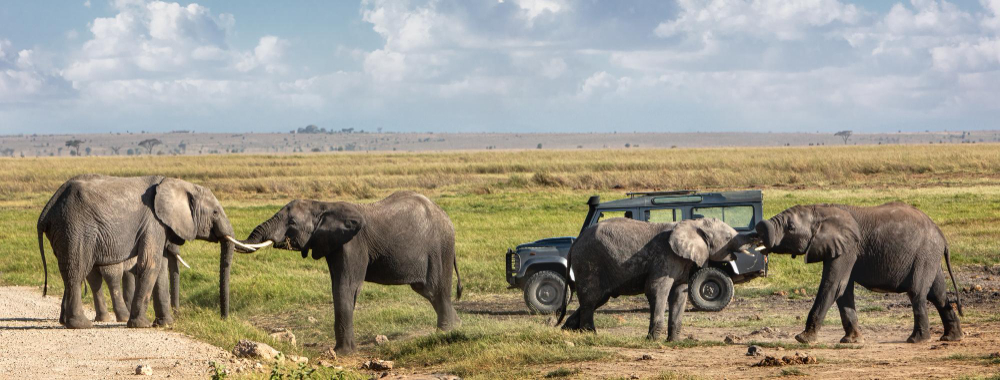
[220,239,233,318]
[239,213,283,252]
[755,219,779,252]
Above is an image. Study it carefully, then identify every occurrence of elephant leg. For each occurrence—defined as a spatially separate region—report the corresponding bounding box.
[666,282,689,342]
[128,242,163,328]
[562,309,582,330]
[61,266,92,329]
[122,268,135,307]
[644,275,674,340]
[579,293,611,333]
[836,280,862,343]
[906,289,931,343]
[99,264,130,322]
[797,256,855,343]
[331,278,363,355]
[928,272,962,341]
[410,282,460,331]
[86,269,114,322]
[59,289,68,325]
[152,254,174,328]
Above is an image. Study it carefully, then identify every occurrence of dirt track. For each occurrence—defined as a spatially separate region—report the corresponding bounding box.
[0,286,231,379]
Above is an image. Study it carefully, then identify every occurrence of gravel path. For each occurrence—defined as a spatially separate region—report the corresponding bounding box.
[0,286,232,379]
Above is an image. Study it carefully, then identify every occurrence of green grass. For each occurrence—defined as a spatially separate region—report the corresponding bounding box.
[779,367,806,377]
[2,145,999,378]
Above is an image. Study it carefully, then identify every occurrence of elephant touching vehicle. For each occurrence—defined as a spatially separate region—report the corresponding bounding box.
[37,175,264,329]
[755,203,963,344]
[238,191,462,355]
[86,243,188,322]
[558,217,755,341]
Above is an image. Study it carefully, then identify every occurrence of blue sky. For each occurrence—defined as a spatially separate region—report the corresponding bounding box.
[1,0,998,134]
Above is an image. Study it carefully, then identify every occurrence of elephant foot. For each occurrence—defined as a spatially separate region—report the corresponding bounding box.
[794,331,817,344]
[940,328,963,342]
[114,313,130,323]
[906,330,931,343]
[65,315,93,329]
[94,312,115,322]
[152,317,174,328]
[334,343,357,357]
[839,330,863,344]
[437,316,461,331]
[127,317,152,328]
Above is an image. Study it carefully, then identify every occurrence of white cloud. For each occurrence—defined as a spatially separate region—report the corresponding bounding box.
[83,0,91,8]
[655,0,860,41]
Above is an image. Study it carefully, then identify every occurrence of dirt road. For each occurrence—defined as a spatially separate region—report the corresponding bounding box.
[0,286,231,379]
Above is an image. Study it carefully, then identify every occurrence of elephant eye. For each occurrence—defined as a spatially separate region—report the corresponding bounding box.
[788,224,796,231]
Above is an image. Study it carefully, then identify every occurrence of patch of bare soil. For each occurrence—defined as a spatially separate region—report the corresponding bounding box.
[0,286,235,379]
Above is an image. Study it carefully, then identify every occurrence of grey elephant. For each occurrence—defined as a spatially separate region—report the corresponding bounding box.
[558,217,754,341]
[37,175,264,329]
[755,202,963,343]
[86,243,187,322]
[238,191,463,355]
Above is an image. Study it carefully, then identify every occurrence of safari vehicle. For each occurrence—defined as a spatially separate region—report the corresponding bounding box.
[506,190,767,314]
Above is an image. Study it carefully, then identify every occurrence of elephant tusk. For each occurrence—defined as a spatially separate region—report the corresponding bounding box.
[754,245,766,251]
[224,235,259,253]
[244,240,273,249]
[175,254,191,269]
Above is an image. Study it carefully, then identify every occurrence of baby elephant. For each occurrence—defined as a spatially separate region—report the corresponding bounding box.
[756,203,963,344]
[558,217,754,340]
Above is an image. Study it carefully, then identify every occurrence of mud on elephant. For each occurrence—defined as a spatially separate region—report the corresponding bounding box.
[238,191,462,355]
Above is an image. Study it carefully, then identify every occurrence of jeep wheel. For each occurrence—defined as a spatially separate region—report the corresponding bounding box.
[523,270,566,314]
[689,267,734,312]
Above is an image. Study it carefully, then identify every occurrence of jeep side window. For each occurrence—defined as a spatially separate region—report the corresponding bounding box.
[645,208,679,223]
[597,210,632,222]
[692,206,754,230]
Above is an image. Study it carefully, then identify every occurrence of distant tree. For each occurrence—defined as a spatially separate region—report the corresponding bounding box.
[65,139,84,156]
[625,143,631,148]
[85,147,91,155]
[178,142,187,154]
[835,130,852,145]
[138,138,162,154]
[127,148,135,155]
[1,148,14,157]
[110,146,121,155]
[537,143,543,149]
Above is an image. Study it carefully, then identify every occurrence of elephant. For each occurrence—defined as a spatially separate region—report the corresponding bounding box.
[755,202,963,344]
[86,243,187,323]
[557,217,755,341]
[238,191,462,355]
[36,174,264,329]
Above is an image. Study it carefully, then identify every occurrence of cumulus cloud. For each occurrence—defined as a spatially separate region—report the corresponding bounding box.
[655,0,860,41]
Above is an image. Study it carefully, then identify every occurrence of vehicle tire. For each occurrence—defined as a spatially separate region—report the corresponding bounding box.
[523,270,566,315]
[689,267,734,312]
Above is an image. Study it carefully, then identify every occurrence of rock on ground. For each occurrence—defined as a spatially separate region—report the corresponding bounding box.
[232,340,281,361]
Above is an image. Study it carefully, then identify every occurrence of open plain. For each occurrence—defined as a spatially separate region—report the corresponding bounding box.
[1,143,999,379]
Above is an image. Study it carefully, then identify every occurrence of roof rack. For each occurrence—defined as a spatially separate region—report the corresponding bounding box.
[626,190,697,198]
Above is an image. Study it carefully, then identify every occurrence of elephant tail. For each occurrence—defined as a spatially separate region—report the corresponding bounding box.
[944,246,963,317]
[453,256,463,301]
[38,227,48,297]
[555,250,573,327]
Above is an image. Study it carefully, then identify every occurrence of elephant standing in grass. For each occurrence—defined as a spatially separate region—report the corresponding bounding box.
[86,243,187,322]
[755,203,963,344]
[37,175,262,328]
[558,217,755,341]
[238,191,462,355]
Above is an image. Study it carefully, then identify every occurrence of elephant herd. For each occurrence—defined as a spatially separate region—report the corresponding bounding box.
[36,175,963,356]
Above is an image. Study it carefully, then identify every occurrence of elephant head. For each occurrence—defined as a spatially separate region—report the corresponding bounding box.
[238,200,366,260]
[754,205,861,263]
[669,218,753,267]
[153,178,245,318]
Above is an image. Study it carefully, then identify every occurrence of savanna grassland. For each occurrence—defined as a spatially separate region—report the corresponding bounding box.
[2,144,1000,379]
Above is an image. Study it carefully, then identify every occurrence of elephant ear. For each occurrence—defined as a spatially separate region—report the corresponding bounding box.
[669,221,710,267]
[309,209,366,260]
[805,207,860,263]
[154,178,196,241]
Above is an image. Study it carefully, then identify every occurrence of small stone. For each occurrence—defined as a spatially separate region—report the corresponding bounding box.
[564,340,575,347]
[746,345,763,357]
[269,330,297,347]
[232,340,281,362]
[774,290,788,297]
[287,355,309,365]
[974,284,984,292]
[323,348,338,361]
[629,374,640,380]
[639,354,653,361]
[375,335,389,346]
[307,316,318,323]
[750,314,762,321]
[724,335,743,344]
[361,359,394,371]
[135,364,152,376]
[317,359,337,368]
